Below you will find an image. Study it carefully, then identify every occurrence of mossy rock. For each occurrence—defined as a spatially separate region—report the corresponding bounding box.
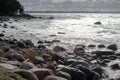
[0,67,26,80]
[0,49,5,57]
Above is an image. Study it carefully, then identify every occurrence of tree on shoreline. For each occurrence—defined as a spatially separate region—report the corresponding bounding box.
[0,0,24,16]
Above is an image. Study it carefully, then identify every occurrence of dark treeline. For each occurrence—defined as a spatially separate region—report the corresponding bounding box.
[0,0,24,16]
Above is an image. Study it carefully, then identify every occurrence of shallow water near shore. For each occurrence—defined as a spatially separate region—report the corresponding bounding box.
[4,13,120,49]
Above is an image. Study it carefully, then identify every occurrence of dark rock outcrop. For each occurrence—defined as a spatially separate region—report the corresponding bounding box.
[56,66,86,80]
[31,68,54,80]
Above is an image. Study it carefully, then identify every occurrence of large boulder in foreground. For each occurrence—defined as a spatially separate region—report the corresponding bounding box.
[14,69,38,80]
[56,66,86,80]
[31,68,54,80]
[44,76,67,80]
[0,67,26,80]
[74,65,100,80]
[92,67,109,78]
[56,71,71,80]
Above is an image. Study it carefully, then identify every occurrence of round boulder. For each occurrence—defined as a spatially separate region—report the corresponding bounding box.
[56,71,71,80]
[107,44,118,51]
[32,56,45,64]
[14,69,39,80]
[5,49,25,61]
[53,46,66,52]
[56,66,86,80]
[31,68,54,80]
[44,76,67,80]
[110,63,120,70]
[20,62,36,70]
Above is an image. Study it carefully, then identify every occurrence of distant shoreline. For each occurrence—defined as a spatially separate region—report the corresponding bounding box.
[25,11,120,13]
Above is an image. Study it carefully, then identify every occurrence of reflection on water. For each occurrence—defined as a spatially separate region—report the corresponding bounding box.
[14,13,120,48]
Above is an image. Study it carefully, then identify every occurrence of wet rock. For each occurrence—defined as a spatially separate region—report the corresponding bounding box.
[56,71,71,80]
[102,59,111,63]
[74,45,85,56]
[37,40,44,44]
[44,40,52,44]
[0,63,19,70]
[71,60,89,68]
[32,56,45,64]
[52,53,66,64]
[0,38,3,41]
[92,66,109,78]
[31,68,54,80]
[100,55,109,60]
[56,66,86,80]
[44,48,54,55]
[22,48,39,59]
[65,59,77,65]
[38,45,46,50]
[76,44,86,49]
[16,54,25,62]
[10,26,15,28]
[110,63,120,70]
[53,46,66,52]
[50,35,56,37]
[98,45,106,48]
[42,54,51,61]
[92,49,114,57]
[17,41,26,48]
[75,65,100,80]
[88,44,96,48]
[5,61,22,67]
[58,32,66,34]
[109,55,117,60]
[48,17,54,19]
[14,69,38,80]
[0,49,5,57]
[99,60,108,67]
[94,21,102,25]
[0,66,26,80]
[52,40,61,43]
[5,49,25,61]
[0,33,4,37]
[0,57,9,63]
[44,76,67,80]
[46,62,57,71]
[3,23,8,28]
[23,40,34,47]
[9,40,16,44]
[20,62,36,70]
[115,53,120,56]
[107,44,118,51]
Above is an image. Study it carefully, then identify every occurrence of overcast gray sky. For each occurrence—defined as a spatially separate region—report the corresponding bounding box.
[18,0,120,12]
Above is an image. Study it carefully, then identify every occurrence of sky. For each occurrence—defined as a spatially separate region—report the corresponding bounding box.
[18,0,120,12]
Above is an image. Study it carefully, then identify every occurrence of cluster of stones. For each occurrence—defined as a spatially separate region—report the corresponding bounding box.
[0,37,120,80]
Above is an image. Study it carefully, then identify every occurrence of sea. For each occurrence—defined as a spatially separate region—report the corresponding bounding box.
[3,13,120,49]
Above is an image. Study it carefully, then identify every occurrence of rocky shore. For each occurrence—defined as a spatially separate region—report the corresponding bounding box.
[0,17,120,80]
